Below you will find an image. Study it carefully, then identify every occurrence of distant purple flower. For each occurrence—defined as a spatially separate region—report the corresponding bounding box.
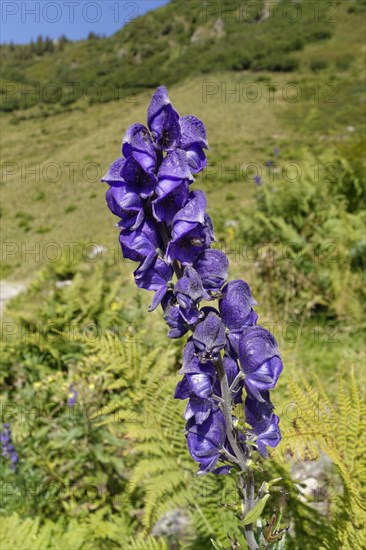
[274,147,279,157]
[1,423,18,472]
[67,384,78,407]
[254,175,262,186]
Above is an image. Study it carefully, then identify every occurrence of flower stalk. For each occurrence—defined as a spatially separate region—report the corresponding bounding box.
[102,86,284,548]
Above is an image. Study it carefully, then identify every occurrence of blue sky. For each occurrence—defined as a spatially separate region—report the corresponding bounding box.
[1,0,170,44]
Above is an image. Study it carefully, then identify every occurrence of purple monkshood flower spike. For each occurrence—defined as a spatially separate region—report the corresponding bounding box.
[102,87,283,485]
[67,384,78,407]
[1,423,19,472]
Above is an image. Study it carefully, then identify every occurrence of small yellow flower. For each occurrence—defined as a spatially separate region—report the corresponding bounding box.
[33,382,42,390]
[88,383,95,390]
[111,301,119,311]
[226,226,236,245]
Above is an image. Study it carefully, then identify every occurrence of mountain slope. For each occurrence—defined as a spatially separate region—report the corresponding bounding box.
[0,0,347,113]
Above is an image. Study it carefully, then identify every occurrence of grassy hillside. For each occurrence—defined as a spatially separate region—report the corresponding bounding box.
[3,0,364,113]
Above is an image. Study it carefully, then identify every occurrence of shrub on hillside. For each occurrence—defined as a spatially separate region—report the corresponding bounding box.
[236,150,365,321]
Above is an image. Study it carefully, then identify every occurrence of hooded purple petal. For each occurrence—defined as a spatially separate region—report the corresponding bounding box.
[239,326,283,400]
[193,311,226,361]
[158,149,193,183]
[134,256,173,311]
[219,280,258,332]
[186,408,226,474]
[122,156,157,198]
[184,397,213,425]
[122,123,157,173]
[194,249,229,293]
[152,180,189,225]
[245,394,281,457]
[147,86,181,151]
[101,157,126,187]
[161,292,189,339]
[179,115,209,150]
[119,218,161,263]
[106,186,144,230]
[171,190,207,226]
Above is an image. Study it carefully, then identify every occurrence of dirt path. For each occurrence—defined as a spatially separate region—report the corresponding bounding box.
[0,281,26,315]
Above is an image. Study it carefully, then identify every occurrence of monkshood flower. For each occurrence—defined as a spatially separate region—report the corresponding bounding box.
[67,384,78,407]
[1,423,19,472]
[102,86,283,480]
[238,326,283,402]
[245,392,281,458]
[186,408,233,475]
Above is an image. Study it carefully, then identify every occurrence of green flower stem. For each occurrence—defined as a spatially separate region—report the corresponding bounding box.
[215,355,259,550]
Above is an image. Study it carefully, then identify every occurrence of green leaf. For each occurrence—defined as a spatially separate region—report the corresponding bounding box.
[243,494,270,526]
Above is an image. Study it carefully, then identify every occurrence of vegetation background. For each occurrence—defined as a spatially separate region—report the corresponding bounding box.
[1,0,365,548]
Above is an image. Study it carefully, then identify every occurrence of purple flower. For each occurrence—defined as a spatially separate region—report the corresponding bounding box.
[174,360,216,425]
[166,192,214,265]
[245,393,281,457]
[67,384,78,407]
[119,218,161,264]
[194,249,229,294]
[134,256,173,311]
[122,123,157,173]
[1,423,19,472]
[161,292,189,339]
[193,311,226,362]
[179,115,209,173]
[102,86,283,475]
[106,186,144,230]
[184,396,214,425]
[152,150,193,224]
[254,175,262,186]
[122,156,157,198]
[152,180,190,225]
[219,280,257,332]
[147,86,181,151]
[174,266,210,324]
[186,408,230,475]
[101,157,126,187]
[238,326,283,401]
[147,87,209,172]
